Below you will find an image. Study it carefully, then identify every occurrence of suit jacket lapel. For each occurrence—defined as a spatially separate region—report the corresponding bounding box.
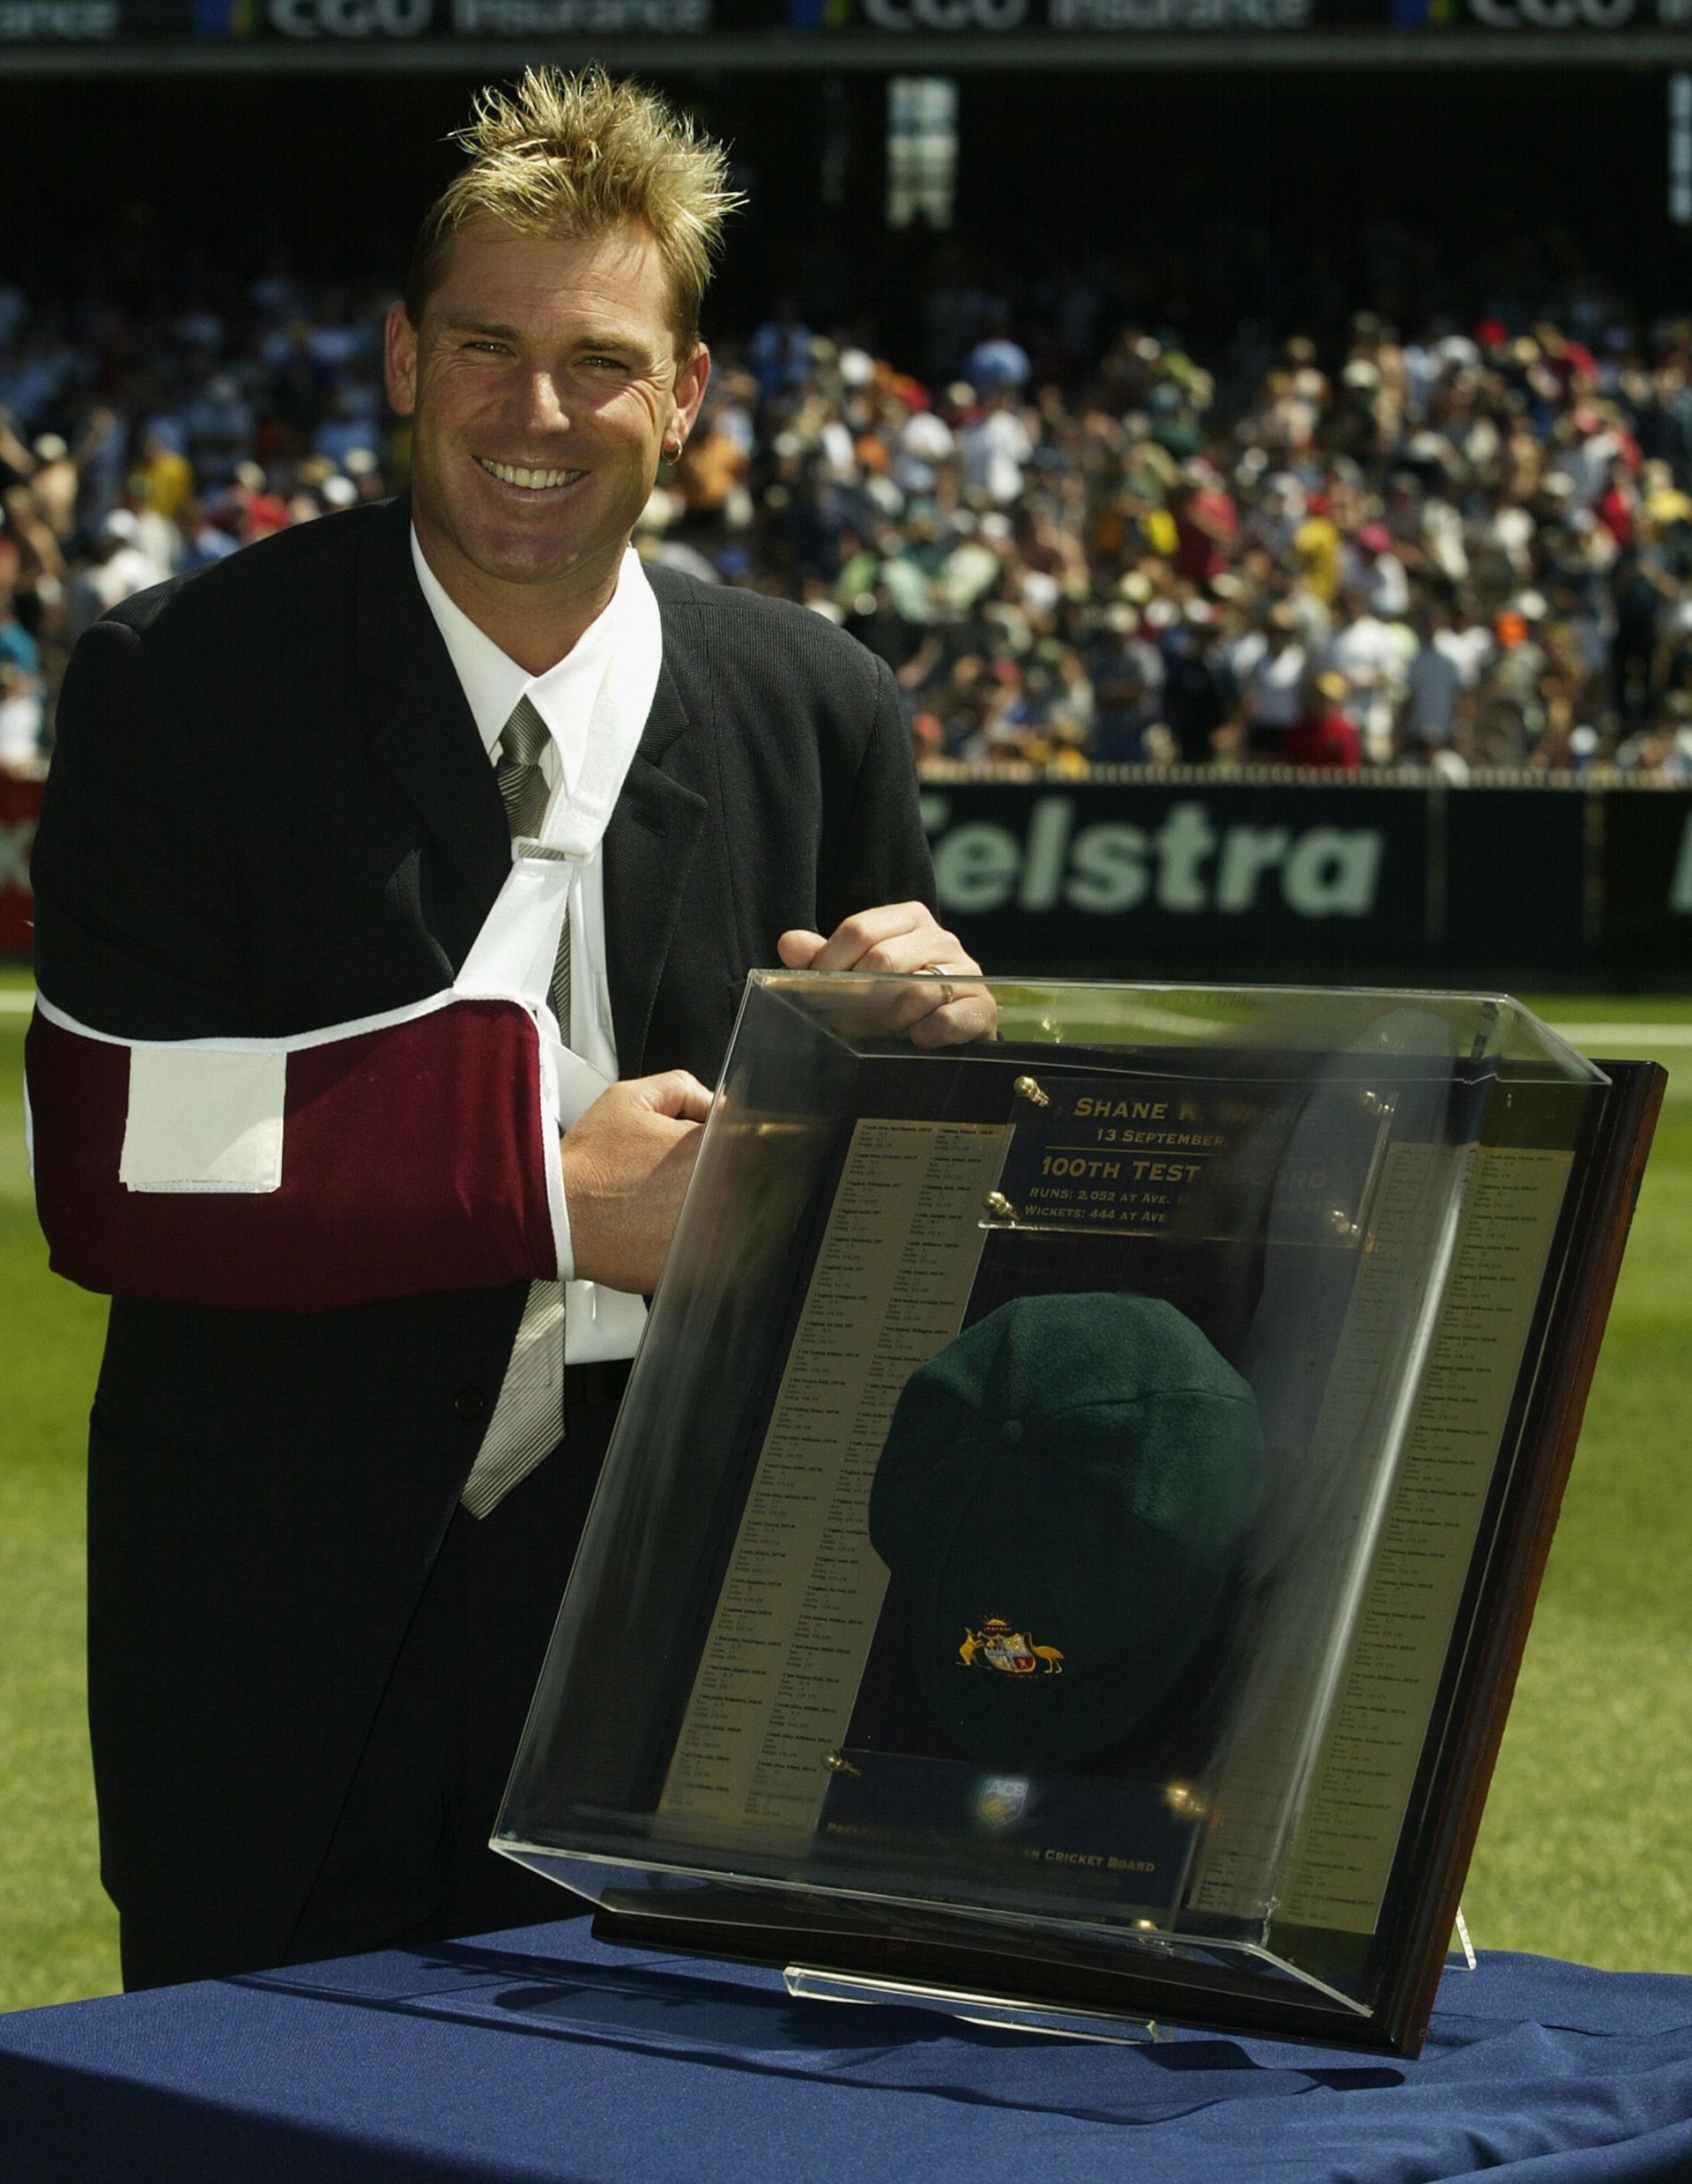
[605,655,706,1076]
[355,499,510,919]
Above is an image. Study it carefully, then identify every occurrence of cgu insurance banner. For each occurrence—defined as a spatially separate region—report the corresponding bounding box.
[9,0,1692,48]
[0,0,713,46]
[777,0,1692,26]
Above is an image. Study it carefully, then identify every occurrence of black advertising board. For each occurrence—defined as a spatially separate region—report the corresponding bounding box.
[1596,786,1692,980]
[1440,784,1590,979]
[918,778,1692,988]
[916,777,1435,983]
[6,775,1691,985]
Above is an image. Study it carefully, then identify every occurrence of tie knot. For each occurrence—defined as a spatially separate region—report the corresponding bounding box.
[497,695,553,842]
[500,695,551,772]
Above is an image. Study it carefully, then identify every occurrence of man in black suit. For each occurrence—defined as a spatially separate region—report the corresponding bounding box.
[28,67,983,1990]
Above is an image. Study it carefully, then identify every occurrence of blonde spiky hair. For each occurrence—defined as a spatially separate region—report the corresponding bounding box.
[405,67,740,352]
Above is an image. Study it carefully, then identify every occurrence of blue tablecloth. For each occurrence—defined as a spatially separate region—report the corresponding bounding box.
[3,1922,1692,2182]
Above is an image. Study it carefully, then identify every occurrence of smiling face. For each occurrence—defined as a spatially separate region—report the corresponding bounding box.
[384,215,709,668]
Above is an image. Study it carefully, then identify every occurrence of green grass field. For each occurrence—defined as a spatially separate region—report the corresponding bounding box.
[0,969,117,2012]
[1,971,1689,2016]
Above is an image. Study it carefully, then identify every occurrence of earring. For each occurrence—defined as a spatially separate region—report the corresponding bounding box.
[663,437,683,463]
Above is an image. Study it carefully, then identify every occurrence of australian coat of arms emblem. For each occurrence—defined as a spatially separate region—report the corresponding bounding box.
[960,1617,1065,1675]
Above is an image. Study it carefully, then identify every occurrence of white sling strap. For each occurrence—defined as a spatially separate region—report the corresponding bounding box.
[457,553,663,1518]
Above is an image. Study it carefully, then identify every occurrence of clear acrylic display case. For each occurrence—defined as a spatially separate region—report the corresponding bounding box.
[494,975,1661,2056]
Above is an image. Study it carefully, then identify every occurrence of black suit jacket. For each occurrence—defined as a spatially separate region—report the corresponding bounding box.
[30,495,935,1971]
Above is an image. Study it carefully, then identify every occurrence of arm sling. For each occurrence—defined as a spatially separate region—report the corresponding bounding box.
[27,557,662,1318]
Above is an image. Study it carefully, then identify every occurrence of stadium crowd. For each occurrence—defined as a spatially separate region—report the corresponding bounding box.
[5,234,1692,781]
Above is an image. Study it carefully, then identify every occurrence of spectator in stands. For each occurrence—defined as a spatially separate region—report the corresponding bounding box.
[1609,530,1676,732]
[963,318,1031,396]
[75,409,127,531]
[1399,596,1470,757]
[1169,459,1236,589]
[1615,692,1692,776]
[63,511,166,645]
[175,498,241,575]
[129,427,194,525]
[1161,605,1238,765]
[183,374,256,485]
[0,536,44,772]
[1292,490,1343,605]
[746,296,816,404]
[26,434,79,543]
[1281,672,1362,771]
[955,387,1032,509]
[1321,591,1408,765]
[1473,608,1550,766]
[672,402,750,543]
[1228,602,1307,759]
[1084,604,1164,762]
[1397,723,1472,784]
[1345,521,1410,619]
[3,480,66,647]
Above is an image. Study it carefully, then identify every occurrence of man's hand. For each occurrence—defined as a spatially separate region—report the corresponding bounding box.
[560,1070,712,1294]
[777,903,997,1049]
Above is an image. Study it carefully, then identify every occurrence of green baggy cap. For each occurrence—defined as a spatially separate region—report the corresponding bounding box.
[868,1292,1264,1772]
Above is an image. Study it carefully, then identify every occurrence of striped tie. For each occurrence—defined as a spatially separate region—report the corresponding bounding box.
[494,694,570,1035]
[460,696,571,1519]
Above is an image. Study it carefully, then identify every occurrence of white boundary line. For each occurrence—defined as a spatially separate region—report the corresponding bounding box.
[1551,1024,1692,1046]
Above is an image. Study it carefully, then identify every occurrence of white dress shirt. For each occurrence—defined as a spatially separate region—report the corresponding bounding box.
[411,530,625,1081]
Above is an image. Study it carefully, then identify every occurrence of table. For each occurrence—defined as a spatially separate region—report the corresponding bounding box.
[3,1921,1691,2181]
